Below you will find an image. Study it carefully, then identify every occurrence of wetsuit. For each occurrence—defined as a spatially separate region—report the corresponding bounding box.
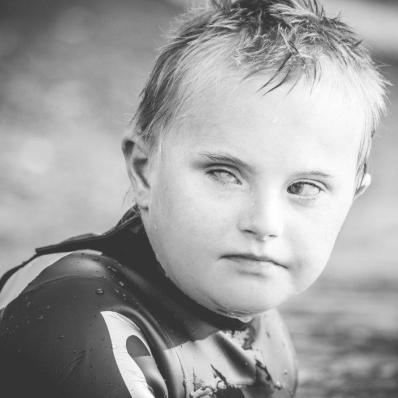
[0,210,298,398]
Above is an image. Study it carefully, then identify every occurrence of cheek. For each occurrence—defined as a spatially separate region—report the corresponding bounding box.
[146,170,229,292]
[154,166,236,236]
[148,168,216,262]
[290,200,352,287]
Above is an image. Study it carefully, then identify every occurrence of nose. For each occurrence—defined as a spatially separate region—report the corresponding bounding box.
[238,190,284,241]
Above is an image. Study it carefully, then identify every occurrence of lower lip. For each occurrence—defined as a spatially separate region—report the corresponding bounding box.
[223,256,282,276]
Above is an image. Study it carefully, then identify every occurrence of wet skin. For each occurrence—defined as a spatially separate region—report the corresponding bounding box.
[127,74,366,319]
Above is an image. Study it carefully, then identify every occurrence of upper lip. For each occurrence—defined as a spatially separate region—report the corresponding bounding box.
[222,253,287,268]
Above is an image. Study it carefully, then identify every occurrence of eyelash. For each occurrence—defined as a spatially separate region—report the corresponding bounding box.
[207,167,241,185]
[287,181,325,198]
[205,165,325,198]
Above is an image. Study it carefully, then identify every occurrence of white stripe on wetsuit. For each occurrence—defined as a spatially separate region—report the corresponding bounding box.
[0,250,100,309]
[0,253,67,308]
[101,311,156,398]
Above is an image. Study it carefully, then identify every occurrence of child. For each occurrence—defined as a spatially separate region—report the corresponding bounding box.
[0,0,387,397]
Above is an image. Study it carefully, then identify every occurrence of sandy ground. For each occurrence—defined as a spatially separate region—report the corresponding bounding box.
[0,0,397,397]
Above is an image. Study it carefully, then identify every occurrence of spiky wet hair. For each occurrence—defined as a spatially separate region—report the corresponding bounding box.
[132,0,387,180]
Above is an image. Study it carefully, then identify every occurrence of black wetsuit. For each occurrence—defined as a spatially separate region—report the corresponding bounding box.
[0,210,298,398]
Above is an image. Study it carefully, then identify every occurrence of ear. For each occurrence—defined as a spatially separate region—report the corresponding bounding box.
[354,173,371,199]
[122,135,152,210]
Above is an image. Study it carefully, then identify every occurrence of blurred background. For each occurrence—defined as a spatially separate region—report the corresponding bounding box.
[0,0,397,396]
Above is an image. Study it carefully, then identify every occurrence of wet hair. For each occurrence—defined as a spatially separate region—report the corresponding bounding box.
[132,0,388,184]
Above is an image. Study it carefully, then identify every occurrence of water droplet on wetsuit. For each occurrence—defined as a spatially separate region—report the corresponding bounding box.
[275,381,283,390]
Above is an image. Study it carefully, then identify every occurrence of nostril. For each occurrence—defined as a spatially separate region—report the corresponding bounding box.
[246,227,279,242]
[240,223,282,241]
[238,204,284,240]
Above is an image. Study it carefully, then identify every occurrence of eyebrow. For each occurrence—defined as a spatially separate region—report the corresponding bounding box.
[199,152,335,180]
[198,152,252,172]
[292,171,335,180]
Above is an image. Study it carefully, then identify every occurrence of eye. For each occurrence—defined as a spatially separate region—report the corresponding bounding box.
[287,181,322,197]
[208,169,241,185]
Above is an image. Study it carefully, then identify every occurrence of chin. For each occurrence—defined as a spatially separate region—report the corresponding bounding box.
[214,290,290,318]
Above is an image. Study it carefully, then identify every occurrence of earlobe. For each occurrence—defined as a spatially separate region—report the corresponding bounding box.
[354,173,371,199]
[122,136,152,210]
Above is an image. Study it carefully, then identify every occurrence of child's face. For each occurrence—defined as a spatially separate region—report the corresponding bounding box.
[138,74,364,319]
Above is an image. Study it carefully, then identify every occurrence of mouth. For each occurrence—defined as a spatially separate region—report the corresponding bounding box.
[222,253,287,273]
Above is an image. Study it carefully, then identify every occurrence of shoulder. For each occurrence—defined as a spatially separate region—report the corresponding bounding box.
[0,252,126,339]
[0,252,167,398]
[0,251,122,309]
[30,251,122,284]
[1,251,131,332]
[0,251,132,358]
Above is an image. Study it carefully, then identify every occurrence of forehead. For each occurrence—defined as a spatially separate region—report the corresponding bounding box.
[164,74,365,167]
